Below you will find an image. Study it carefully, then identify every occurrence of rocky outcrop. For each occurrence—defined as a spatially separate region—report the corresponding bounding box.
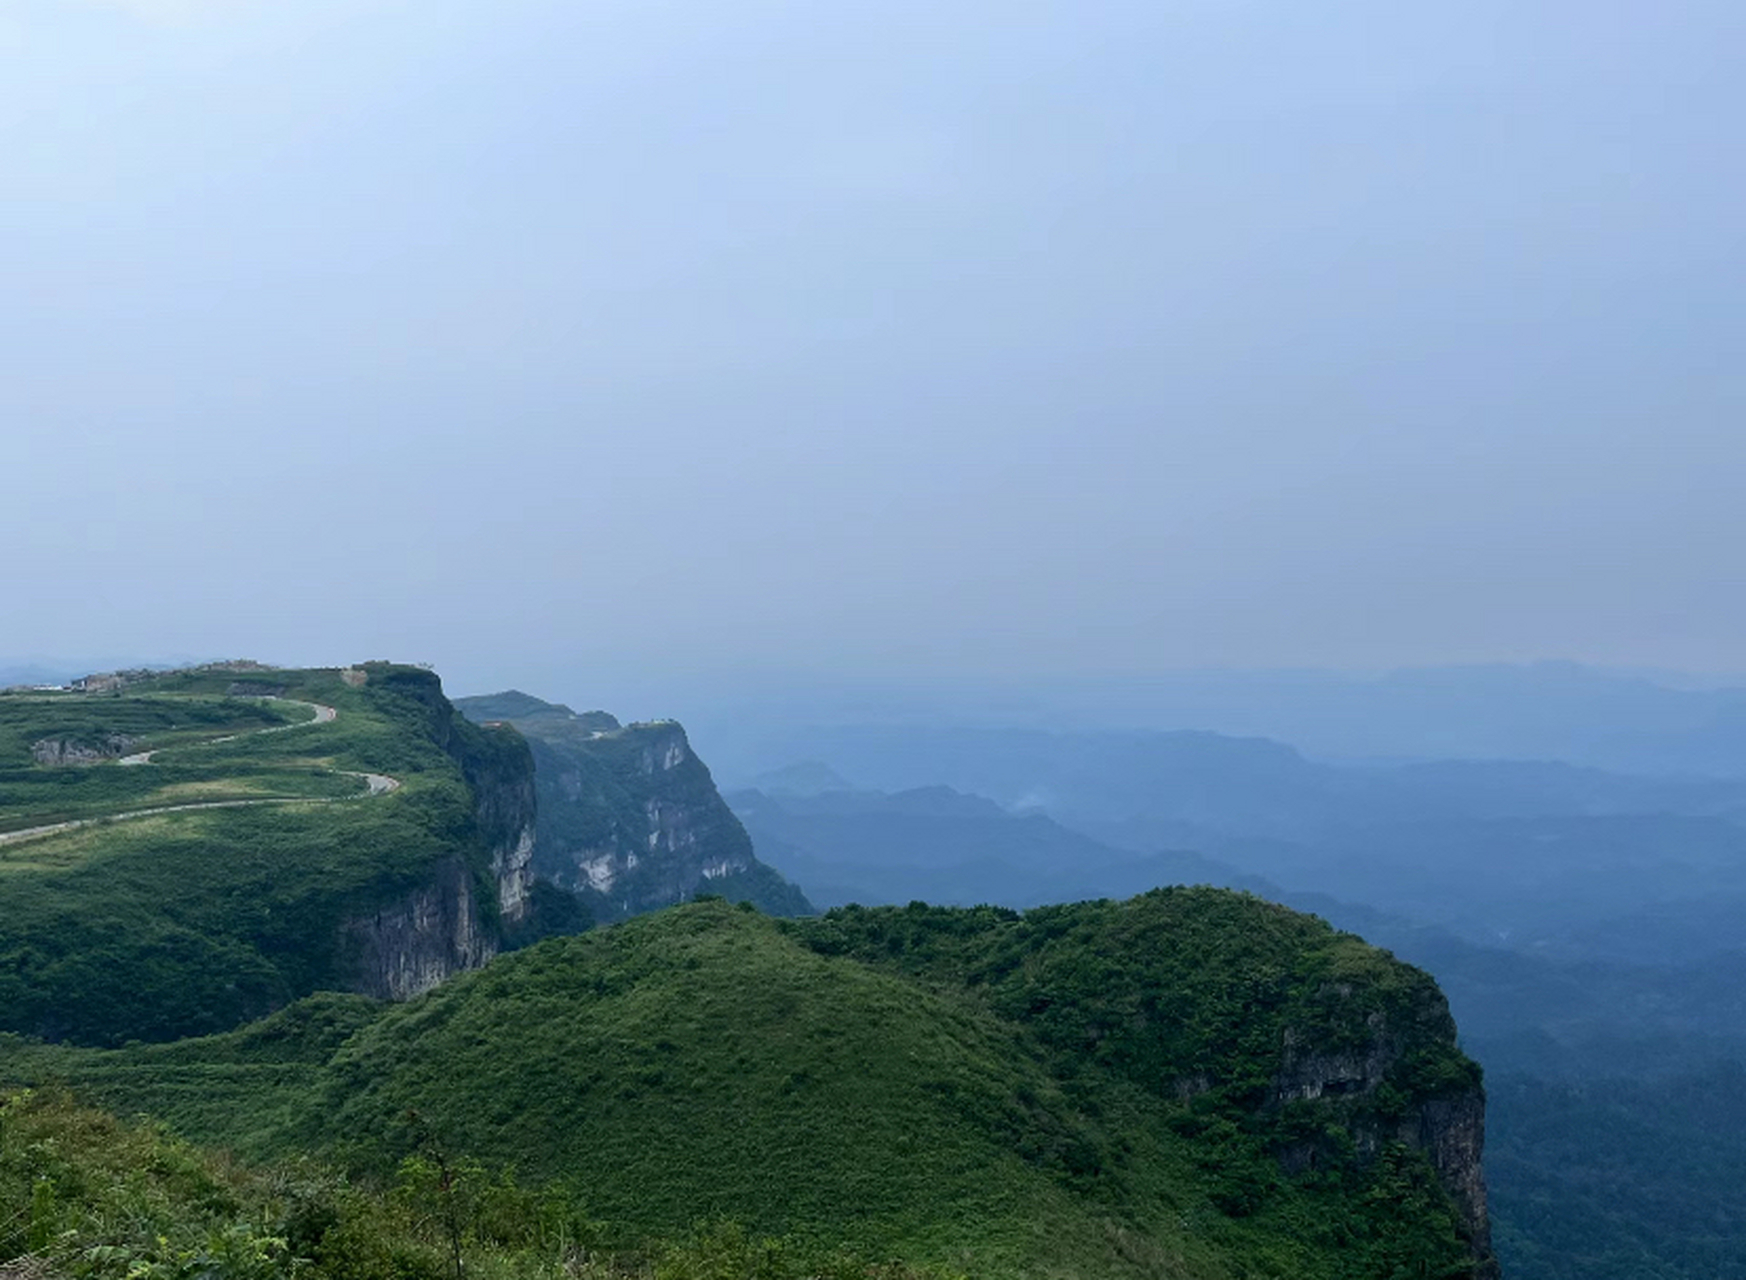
[493,827,536,921]
[227,681,287,698]
[337,667,541,997]
[1270,990,1496,1277]
[564,724,747,903]
[30,735,138,765]
[452,722,539,924]
[454,692,813,921]
[546,722,764,913]
[360,665,540,925]
[1410,1091,1493,1276]
[342,856,494,1000]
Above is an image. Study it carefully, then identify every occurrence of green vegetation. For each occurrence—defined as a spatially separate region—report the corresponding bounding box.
[0,694,350,832]
[0,671,1490,1278]
[0,665,529,1046]
[1,896,1488,1279]
[1486,1063,1746,1280]
[790,894,1480,1114]
[0,1086,955,1280]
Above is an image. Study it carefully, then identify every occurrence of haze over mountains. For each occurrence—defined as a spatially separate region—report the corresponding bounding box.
[686,662,1746,779]
[0,661,1501,1279]
[8,652,1746,1276]
[9,0,1745,1276]
[679,662,1746,1280]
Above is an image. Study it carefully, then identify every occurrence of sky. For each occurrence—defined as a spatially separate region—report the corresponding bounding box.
[4,0,1743,710]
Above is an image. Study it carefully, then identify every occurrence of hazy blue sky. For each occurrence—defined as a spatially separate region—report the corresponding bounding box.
[5,0,1742,705]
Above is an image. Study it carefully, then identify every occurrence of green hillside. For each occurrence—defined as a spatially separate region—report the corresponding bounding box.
[0,1086,952,1280]
[3,894,1493,1279]
[0,663,533,1046]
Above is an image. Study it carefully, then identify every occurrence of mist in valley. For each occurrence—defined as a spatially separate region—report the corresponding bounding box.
[7,0,1746,1277]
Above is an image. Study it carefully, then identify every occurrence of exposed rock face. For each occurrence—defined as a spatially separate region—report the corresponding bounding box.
[454,692,813,921]
[343,856,494,1000]
[31,735,139,765]
[1411,1092,1493,1276]
[364,666,540,924]
[454,726,539,924]
[494,828,537,920]
[338,667,541,997]
[545,722,759,913]
[1270,990,1497,1278]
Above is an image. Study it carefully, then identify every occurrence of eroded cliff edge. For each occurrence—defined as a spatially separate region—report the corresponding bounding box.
[454,690,812,921]
[1270,981,1496,1276]
[0,662,542,1046]
[340,666,539,1000]
[795,890,1499,1278]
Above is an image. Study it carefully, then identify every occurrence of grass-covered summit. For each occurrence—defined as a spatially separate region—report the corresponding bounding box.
[7,892,1495,1279]
[0,663,536,1046]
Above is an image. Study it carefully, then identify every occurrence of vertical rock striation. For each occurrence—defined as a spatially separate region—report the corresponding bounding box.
[453,723,539,924]
[340,668,541,997]
[1270,987,1496,1277]
[343,856,493,1000]
[454,692,813,921]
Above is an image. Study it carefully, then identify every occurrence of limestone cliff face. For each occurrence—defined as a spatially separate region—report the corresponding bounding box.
[1271,988,1497,1278]
[339,668,541,999]
[561,724,743,905]
[454,727,539,923]
[31,735,138,765]
[343,856,494,1000]
[537,720,808,918]
[454,692,813,921]
[1411,1092,1492,1277]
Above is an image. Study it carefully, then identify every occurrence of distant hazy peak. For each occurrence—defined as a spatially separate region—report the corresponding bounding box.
[456,690,621,732]
[745,759,856,797]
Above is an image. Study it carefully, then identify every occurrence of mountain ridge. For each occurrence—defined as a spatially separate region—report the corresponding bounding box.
[2,893,1497,1280]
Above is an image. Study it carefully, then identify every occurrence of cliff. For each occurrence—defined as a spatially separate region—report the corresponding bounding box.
[1,896,1494,1278]
[330,666,540,998]
[341,855,493,1001]
[0,663,542,1044]
[798,890,1499,1278]
[1270,985,1495,1274]
[455,691,812,920]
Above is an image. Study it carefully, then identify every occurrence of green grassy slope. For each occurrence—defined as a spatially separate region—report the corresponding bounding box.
[4,895,1490,1279]
[0,1086,955,1280]
[309,905,1119,1275]
[0,664,527,1046]
[0,693,345,830]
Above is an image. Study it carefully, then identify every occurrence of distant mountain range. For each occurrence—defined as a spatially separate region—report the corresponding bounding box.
[725,717,1746,1280]
[730,782,1259,910]
[728,722,1746,832]
[692,662,1746,779]
[732,723,1746,949]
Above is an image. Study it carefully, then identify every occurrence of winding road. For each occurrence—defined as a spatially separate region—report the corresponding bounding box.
[0,698,400,850]
[116,698,339,765]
